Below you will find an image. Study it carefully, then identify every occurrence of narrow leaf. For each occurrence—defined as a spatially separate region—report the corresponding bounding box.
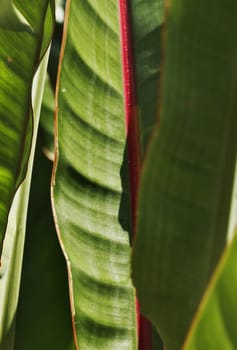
[39,75,55,160]
[0,47,51,350]
[0,1,54,347]
[184,232,237,349]
[131,0,164,153]
[0,0,52,257]
[130,1,164,348]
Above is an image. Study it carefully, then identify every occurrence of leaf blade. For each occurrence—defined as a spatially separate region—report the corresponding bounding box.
[52,1,137,349]
[132,1,237,349]
[183,232,237,350]
[0,0,52,257]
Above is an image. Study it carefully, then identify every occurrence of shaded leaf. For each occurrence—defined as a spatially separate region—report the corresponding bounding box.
[0,48,51,350]
[0,0,32,32]
[14,144,74,350]
[130,1,164,349]
[132,1,237,349]
[0,1,54,348]
[131,0,164,153]
[0,0,53,256]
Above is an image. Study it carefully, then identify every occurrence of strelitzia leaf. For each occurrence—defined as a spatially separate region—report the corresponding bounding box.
[52,0,137,349]
[132,0,237,349]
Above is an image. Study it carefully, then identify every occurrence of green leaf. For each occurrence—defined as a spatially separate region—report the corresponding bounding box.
[132,1,237,349]
[39,75,55,160]
[0,0,52,257]
[183,232,237,350]
[14,145,74,350]
[0,0,32,32]
[52,1,136,349]
[0,1,54,348]
[227,162,237,241]
[130,1,164,349]
[0,48,51,350]
[131,0,164,153]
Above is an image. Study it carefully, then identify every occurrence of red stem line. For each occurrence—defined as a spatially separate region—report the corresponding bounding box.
[118,1,152,349]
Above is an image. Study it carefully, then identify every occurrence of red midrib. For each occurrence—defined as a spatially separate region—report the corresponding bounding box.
[118,1,152,349]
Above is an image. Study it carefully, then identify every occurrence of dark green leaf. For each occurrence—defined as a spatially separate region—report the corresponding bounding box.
[14,145,74,350]
[132,1,237,349]
[131,0,164,153]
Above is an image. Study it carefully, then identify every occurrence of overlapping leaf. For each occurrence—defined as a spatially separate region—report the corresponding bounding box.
[184,232,237,349]
[0,1,54,348]
[14,145,73,350]
[0,0,53,257]
[132,1,237,349]
[130,1,164,349]
[131,0,164,153]
[52,1,136,349]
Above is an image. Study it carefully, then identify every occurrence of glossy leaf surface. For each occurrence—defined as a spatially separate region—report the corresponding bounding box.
[52,1,136,349]
[132,1,237,349]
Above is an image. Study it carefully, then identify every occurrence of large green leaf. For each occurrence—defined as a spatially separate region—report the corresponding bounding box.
[132,0,237,349]
[52,1,136,349]
[183,232,237,349]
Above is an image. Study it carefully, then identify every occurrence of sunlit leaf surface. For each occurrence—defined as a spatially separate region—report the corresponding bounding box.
[52,1,137,349]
